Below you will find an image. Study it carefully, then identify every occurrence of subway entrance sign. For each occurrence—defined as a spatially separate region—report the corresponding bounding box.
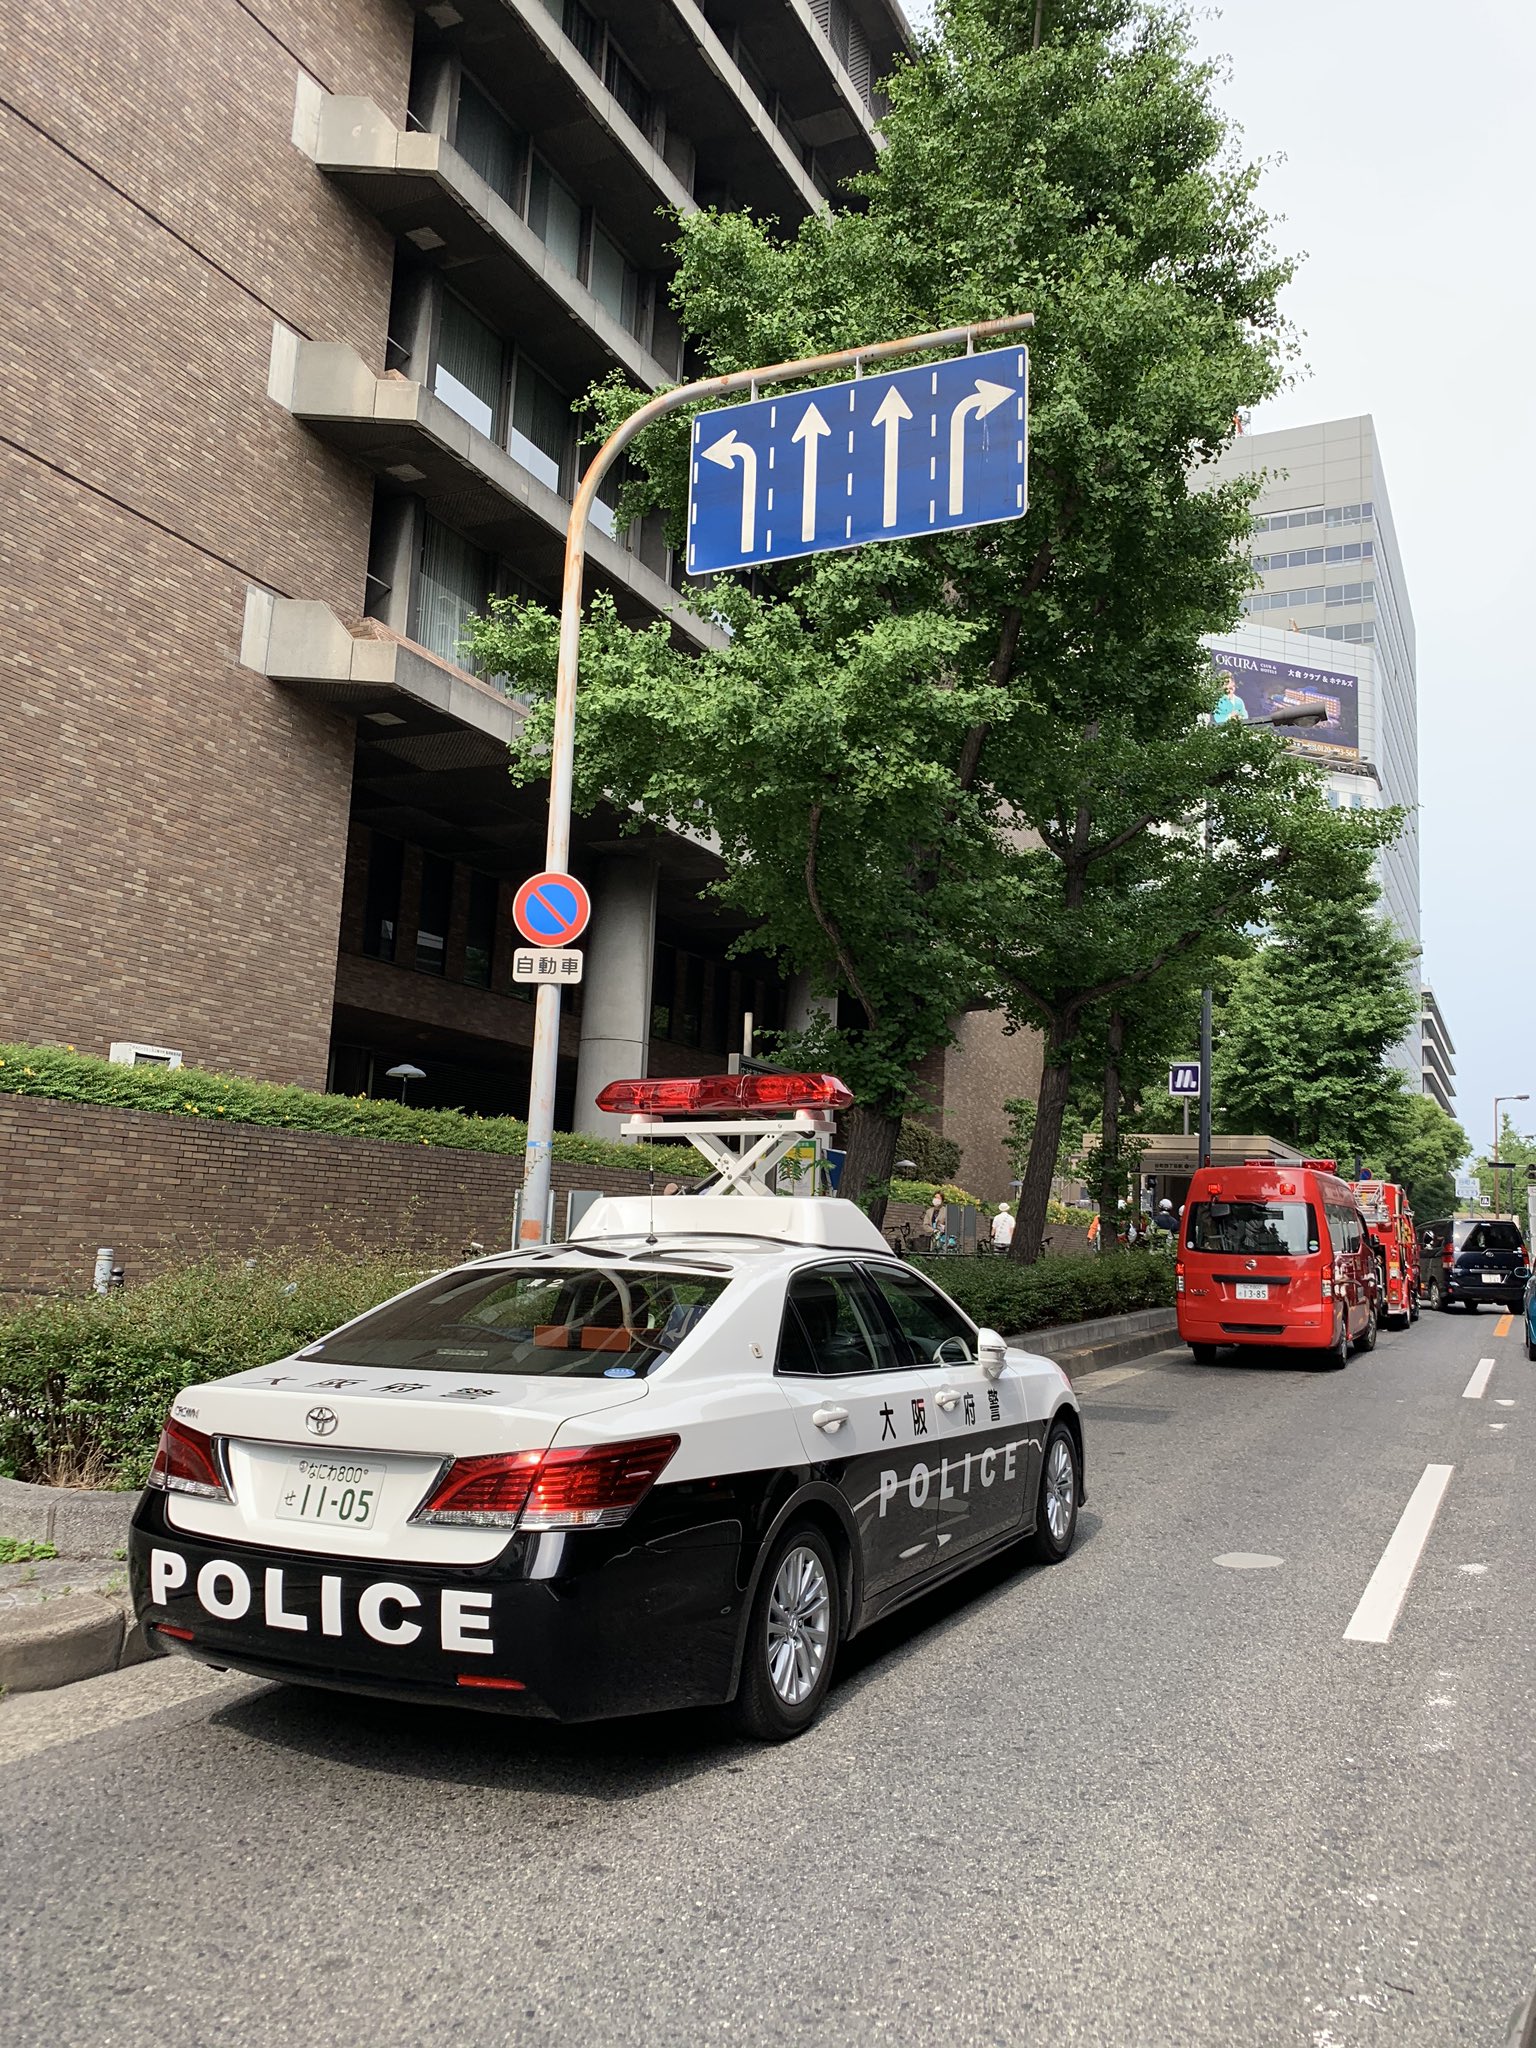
[686,343,1029,576]
[1168,1063,1202,1099]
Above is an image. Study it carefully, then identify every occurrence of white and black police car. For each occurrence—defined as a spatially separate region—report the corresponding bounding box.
[130,1073,1084,1740]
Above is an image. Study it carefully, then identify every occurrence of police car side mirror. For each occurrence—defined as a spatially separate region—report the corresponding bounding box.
[977,1329,1008,1379]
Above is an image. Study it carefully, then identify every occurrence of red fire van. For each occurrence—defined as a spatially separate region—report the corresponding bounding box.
[1177,1159,1380,1368]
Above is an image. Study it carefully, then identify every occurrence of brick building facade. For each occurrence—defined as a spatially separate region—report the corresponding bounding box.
[4,0,1040,1198]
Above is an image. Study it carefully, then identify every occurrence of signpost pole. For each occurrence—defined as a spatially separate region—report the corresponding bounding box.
[516,313,1035,1243]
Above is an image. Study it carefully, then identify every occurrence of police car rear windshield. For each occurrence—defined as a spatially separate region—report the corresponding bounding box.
[299,1267,729,1378]
[1185,1201,1319,1258]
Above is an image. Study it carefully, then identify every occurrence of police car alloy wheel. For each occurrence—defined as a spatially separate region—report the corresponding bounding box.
[733,1522,841,1741]
[1026,1423,1078,1565]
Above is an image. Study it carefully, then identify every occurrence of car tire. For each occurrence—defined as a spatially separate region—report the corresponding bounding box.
[1316,1312,1349,1371]
[1026,1422,1080,1566]
[1189,1342,1220,1364]
[731,1522,840,1743]
[1409,1292,1420,1323]
[1527,1330,1536,1362]
[1353,1303,1378,1354]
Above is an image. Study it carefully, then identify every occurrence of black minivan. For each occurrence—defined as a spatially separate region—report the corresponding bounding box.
[1420,1217,1530,1312]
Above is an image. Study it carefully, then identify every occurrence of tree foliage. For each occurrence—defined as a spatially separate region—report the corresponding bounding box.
[468,0,1319,1230]
[1380,1095,1471,1220]
[1214,861,1420,1162]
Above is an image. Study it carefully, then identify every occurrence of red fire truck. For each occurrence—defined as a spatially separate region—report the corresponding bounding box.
[1354,1180,1419,1328]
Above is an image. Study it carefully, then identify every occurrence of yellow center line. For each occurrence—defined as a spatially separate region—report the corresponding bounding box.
[1495,1313,1513,1337]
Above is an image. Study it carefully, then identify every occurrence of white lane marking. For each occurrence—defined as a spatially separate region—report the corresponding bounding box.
[1462,1357,1496,1399]
[1213,1552,1284,1569]
[1344,1463,1454,1644]
[1495,1398,1516,1407]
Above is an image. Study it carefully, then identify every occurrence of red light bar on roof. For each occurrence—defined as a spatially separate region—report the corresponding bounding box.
[594,1073,853,1116]
[1302,1158,1338,1173]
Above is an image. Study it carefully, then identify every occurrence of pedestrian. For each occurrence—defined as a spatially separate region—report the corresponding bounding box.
[990,1201,1015,1251]
[1154,1197,1177,1235]
[924,1189,949,1250]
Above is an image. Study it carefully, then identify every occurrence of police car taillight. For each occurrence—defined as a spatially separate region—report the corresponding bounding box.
[594,1073,852,1115]
[147,1418,230,1501]
[413,1435,680,1532]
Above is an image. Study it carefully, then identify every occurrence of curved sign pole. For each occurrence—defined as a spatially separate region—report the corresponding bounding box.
[518,312,1036,1244]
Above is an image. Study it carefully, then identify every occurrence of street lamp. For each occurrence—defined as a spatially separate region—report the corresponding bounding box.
[1198,698,1332,1167]
[1491,1092,1529,1212]
[385,1062,426,1105]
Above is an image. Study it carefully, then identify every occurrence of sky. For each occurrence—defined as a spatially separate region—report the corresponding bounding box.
[1182,0,1536,1159]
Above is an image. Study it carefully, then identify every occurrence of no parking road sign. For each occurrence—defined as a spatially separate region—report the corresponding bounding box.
[513,870,591,947]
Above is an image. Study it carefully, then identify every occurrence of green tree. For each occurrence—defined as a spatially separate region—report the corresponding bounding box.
[1368,1094,1470,1219]
[1471,1113,1536,1217]
[1214,860,1420,1162]
[469,0,1297,1218]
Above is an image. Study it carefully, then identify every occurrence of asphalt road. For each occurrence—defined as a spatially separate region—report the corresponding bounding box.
[2,1305,1533,2048]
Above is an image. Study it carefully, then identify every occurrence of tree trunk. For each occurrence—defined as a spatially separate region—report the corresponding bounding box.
[839,1103,903,1227]
[1010,1031,1075,1263]
[1095,1008,1125,1235]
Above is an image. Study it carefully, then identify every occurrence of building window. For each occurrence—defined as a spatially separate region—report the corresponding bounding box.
[588,223,642,335]
[363,834,404,962]
[454,79,524,208]
[416,854,454,975]
[527,154,584,273]
[464,870,498,988]
[415,517,494,665]
[604,45,650,131]
[432,293,504,438]
[509,354,573,495]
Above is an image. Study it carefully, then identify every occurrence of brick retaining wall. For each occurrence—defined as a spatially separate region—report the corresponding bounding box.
[0,1098,660,1296]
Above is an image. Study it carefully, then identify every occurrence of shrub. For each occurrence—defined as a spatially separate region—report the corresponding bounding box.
[889,1177,985,1210]
[910,1251,1173,1335]
[0,1043,699,1177]
[897,1116,962,1184]
[0,1254,425,1488]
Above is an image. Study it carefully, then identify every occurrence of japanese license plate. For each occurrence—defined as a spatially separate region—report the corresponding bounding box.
[1235,1282,1269,1301]
[1482,1272,1502,1283]
[276,1457,385,1528]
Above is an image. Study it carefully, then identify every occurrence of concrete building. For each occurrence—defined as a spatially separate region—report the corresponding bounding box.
[10,0,1018,1144]
[1421,987,1457,1116]
[1206,416,1423,1074]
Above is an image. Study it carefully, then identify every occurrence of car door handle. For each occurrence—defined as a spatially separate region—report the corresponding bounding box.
[811,1405,848,1432]
[933,1386,961,1410]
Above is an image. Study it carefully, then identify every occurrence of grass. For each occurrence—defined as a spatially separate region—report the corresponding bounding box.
[0,1537,59,1564]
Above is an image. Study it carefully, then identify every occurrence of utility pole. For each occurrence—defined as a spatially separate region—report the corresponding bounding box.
[517,313,1035,1242]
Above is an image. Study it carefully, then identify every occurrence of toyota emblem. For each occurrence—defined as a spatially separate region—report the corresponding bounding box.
[305,1406,339,1438]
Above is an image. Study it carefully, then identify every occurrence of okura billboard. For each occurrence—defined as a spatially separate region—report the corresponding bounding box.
[1207,646,1360,761]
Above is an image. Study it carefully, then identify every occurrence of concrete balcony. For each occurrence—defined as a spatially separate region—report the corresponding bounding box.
[306,95,679,391]
[274,336,725,651]
[241,595,524,747]
[410,0,830,221]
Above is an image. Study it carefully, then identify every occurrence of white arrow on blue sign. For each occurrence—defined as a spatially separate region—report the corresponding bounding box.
[686,343,1029,575]
[1168,1063,1203,1099]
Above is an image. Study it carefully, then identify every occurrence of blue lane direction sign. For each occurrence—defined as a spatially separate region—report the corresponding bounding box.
[1168,1062,1202,1100]
[686,343,1029,575]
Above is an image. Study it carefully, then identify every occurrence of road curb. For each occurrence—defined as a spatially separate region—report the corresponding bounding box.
[0,1592,152,1697]
[0,1474,136,1557]
[1006,1307,1178,1380]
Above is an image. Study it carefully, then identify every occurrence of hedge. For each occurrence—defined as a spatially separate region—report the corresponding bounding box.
[0,1255,424,1488]
[0,1043,699,1176]
[909,1251,1173,1334]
